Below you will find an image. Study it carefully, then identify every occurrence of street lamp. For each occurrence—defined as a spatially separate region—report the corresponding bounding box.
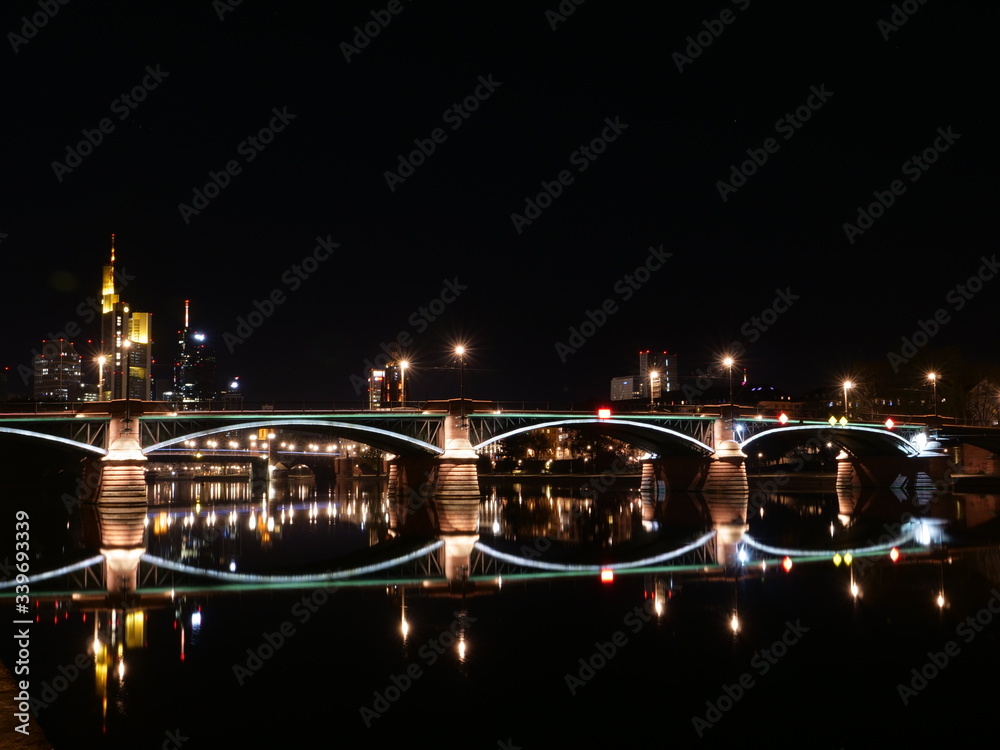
[97,355,107,401]
[455,346,466,425]
[122,339,132,431]
[928,372,938,418]
[399,359,408,407]
[843,380,852,420]
[649,370,659,407]
[723,357,734,430]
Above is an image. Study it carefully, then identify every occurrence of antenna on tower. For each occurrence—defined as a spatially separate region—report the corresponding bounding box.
[185,299,190,329]
[110,233,116,266]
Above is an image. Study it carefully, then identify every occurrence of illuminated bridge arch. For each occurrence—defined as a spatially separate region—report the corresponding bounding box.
[0,427,107,456]
[472,418,714,457]
[739,424,920,458]
[142,419,443,457]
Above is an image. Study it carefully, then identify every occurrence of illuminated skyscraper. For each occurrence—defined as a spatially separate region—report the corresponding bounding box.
[33,339,82,401]
[99,234,152,400]
[173,300,217,407]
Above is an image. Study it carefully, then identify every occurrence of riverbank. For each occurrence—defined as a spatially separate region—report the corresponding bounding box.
[0,660,54,749]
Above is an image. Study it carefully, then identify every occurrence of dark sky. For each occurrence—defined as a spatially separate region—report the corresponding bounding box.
[2,0,997,405]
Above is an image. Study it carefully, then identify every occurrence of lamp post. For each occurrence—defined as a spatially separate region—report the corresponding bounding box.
[843,380,852,420]
[97,355,106,401]
[723,357,734,430]
[399,359,408,407]
[928,372,938,419]
[455,346,465,425]
[122,339,132,431]
[649,370,658,408]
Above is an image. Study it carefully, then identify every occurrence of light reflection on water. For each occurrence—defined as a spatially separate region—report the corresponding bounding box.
[5,475,1000,748]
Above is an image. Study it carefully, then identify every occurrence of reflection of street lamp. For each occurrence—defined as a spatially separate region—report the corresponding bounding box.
[455,346,466,424]
[97,355,107,401]
[928,372,938,418]
[399,359,408,407]
[843,380,852,420]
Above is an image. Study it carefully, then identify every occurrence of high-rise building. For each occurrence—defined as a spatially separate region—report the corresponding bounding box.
[99,234,152,401]
[638,350,678,396]
[173,300,217,407]
[368,362,403,408]
[611,350,680,402]
[33,339,82,401]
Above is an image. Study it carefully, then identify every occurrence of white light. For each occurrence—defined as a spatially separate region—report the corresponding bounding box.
[737,547,748,564]
[191,611,202,627]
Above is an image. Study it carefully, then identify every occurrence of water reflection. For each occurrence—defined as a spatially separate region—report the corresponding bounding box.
[5,471,1000,747]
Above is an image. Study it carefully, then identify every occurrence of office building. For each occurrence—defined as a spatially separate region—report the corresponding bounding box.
[99,234,152,400]
[33,339,82,401]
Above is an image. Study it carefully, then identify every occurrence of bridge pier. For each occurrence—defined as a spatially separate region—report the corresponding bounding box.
[703,421,748,495]
[97,417,148,596]
[836,444,954,494]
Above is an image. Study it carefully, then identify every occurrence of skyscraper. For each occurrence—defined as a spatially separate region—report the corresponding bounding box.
[173,300,217,407]
[33,339,82,401]
[99,234,152,401]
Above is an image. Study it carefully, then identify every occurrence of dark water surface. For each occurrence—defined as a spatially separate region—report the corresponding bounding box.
[3,460,1000,749]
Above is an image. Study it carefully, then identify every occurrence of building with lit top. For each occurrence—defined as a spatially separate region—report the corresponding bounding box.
[172,300,217,407]
[99,234,152,400]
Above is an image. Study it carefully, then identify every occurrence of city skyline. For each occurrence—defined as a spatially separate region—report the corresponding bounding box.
[2,1,997,405]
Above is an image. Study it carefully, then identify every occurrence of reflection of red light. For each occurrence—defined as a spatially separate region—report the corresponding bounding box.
[597,408,611,419]
[890,547,900,562]
[600,569,614,583]
[782,556,793,572]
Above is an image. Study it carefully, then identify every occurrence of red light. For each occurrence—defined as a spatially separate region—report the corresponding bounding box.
[782,556,793,572]
[890,547,900,562]
[597,408,611,419]
[600,569,614,583]
[778,413,788,424]
[885,418,895,430]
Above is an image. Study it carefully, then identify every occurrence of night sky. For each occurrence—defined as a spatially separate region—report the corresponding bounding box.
[2,0,996,405]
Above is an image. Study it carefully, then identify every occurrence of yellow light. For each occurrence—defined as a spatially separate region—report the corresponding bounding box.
[843,553,853,566]
[833,553,842,567]
[828,416,837,426]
